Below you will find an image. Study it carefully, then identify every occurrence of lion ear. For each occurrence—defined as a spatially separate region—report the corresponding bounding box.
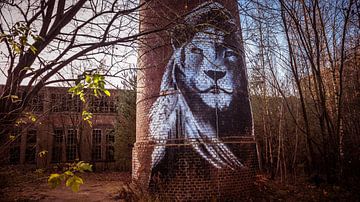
[170,24,188,50]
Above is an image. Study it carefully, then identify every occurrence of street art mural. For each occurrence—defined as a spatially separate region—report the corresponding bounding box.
[148,1,253,173]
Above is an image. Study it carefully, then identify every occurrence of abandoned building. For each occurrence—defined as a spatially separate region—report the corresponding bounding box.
[3,86,119,169]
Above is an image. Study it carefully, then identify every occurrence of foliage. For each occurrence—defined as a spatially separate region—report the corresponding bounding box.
[0,22,41,55]
[52,72,111,191]
[115,82,136,171]
[68,71,111,126]
[68,71,111,102]
[0,0,148,144]
[48,161,92,192]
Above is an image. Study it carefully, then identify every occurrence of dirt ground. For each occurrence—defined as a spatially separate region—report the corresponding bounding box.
[1,167,358,201]
[1,169,131,202]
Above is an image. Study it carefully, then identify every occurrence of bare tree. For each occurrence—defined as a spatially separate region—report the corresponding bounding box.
[0,0,164,145]
[279,0,357,182]
[240,0,359,183]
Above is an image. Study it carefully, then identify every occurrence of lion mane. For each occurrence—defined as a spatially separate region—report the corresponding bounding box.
[144,2,255,177]
[149,45,244,170]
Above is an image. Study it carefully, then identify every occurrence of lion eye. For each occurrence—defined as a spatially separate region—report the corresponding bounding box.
[224,50,237,58]
[190,47,203,55]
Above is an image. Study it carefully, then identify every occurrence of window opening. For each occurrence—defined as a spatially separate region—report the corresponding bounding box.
[66,129,77,161]
[92,129,102,161]
[106,129,115,161]
[52,129,63,163]
[25,129,37,163]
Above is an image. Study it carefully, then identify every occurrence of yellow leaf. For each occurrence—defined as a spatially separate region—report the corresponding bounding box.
[48,173,62,189]
[66,176,74,187]
[29,45,37,54]
[85,75,91,83]
[9,135,16,141]
[64,171,74,177]
[71,183,81,192]
[103,89,111,97]
[12,43,21,53]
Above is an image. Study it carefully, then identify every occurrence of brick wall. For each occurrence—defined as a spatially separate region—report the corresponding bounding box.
[3,86,119,169]
[134,138,258,200]
[134,0,259,200]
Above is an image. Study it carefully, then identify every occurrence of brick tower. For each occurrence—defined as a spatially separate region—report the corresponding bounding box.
[133,0,258,200]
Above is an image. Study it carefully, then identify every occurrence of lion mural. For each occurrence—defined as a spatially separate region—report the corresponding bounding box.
[149,2,252,172]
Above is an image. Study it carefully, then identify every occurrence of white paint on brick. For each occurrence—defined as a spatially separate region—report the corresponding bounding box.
[148,2,246,171]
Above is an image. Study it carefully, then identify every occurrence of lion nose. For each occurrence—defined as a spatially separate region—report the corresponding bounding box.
[204,70,226,82]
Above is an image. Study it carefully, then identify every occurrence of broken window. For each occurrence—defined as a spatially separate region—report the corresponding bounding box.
[106,129,115,161]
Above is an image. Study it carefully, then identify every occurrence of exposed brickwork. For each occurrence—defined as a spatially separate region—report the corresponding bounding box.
[133,138,258,200]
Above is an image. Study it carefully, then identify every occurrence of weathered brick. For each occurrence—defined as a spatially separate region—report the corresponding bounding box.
[133,1,258,200]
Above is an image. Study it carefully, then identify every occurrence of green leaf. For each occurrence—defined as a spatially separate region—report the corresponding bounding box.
[71,183,80,192]
[85,75,91,83]
[48,174,62,189]
[82,110,92,120]
[76,161,93,172]
[31,34,44,41]
[103,89,111,97]
[74,175,84,185]
[93,89,100,97]
[20,36,27,45]
[48,173,61,182]
[79,93,85,103]
[64,170,74,177]
[93,74,100,83]
[68,86,76,93]
[82,110,93,126]
[29,45,37,54]
[12,43,21,54]
[99,80,105,88]
[65,176,74,187]
[86,119,92,127]
[66,176,84,192]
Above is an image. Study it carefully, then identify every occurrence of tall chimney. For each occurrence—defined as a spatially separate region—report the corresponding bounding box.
[133,0,258,200]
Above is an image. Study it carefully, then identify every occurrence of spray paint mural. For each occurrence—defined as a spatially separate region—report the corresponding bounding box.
[148,2,252,173]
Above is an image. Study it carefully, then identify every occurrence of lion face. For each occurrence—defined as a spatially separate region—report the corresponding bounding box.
[175,27,241,111]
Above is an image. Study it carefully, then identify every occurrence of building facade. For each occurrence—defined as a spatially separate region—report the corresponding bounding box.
[4,86,119,169]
